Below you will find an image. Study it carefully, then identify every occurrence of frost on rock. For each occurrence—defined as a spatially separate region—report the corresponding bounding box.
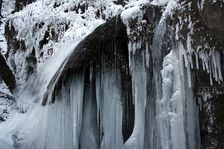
[175,25,223,87]
[0,79,15,123]
[121,0,147,38]
[173,0,224,87]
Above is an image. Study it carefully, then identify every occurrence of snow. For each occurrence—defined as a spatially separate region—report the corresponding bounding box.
[158,0,177,23]
[5,0,121,89]
[1,0,15,17]
[0,139,14,149]
[0,79,15,125]
[121,0,149,26]
[151,0,170,6]
[121,6,143,25]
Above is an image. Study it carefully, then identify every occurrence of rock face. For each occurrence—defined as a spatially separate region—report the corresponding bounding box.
[200,1,224,46]
[173,0,224,148]
[192,1,224,148]
[0,54,15,92]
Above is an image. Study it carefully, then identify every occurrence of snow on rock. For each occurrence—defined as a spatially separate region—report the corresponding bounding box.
[151,0,170,6]
[159,0,177,20]
[121,0,148,29]
[0,79,15,123]
[4,0,122,90]
[1,0,15,17]
[121,5,144,25]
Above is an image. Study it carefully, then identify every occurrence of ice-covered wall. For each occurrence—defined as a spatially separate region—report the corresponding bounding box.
[0,0,224,149]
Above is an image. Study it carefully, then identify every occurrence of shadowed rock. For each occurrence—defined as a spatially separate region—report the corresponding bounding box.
[0,54,16,92]
[14,0,36,12]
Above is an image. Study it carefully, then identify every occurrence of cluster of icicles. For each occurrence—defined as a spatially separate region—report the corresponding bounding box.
[123,7,223,149]
[182,49,223,86]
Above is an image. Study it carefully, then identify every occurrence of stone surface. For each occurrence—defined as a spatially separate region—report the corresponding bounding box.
[0,54,15,92]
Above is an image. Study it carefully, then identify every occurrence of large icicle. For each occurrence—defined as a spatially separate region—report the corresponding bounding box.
[158,50,186,149]
[124,41,147,149]
[96,67,124,149]
[177,43,201,149]
[70,74,85,149]
[7,73,85,149]
[121,2,148,148]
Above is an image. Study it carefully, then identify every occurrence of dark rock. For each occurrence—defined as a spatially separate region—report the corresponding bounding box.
[200,1,224,47]
[26,48,37,78]
[0,116,5,122]
[171,1,224,148]
[0,54,16,92]
[14,0,36,12]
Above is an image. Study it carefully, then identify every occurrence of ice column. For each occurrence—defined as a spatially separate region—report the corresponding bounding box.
[96,67,124,149]
[124,41,147,149]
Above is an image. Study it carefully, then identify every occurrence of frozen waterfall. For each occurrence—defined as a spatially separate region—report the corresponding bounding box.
[0,2,205,149]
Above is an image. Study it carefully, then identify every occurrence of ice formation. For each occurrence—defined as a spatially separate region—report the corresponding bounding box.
[0,3,104,146]
[0,0,223,149]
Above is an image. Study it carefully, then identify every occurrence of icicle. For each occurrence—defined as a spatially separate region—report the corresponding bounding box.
[70,74,85,149]
[187,60,192,88]
[158,50,188,149]
[188,53,193,68]
[96,68,123,149]
[180,44,223,87]
[209,61,213,85]
[216,51,223,81]
[195,52,199,69]
[125,38,147,149]
[145,42,150,68]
